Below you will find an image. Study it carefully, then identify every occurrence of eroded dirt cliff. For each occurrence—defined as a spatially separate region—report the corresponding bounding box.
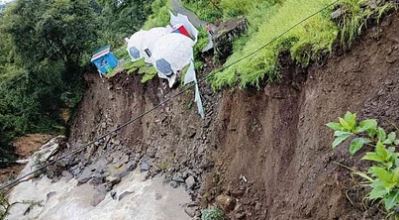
[59,13,399,220]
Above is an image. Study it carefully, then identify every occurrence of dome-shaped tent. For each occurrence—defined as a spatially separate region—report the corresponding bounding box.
[151,33,194,87]
[126,27,172,63]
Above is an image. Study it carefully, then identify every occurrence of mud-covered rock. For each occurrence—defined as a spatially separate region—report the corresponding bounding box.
[185,176,196,190]
[216,195,236,212]
[214,17,248,63]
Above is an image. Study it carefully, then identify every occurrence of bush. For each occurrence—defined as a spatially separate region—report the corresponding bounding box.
[328,112,399,217]
[181,0,223,23]
[211,0,337,89]
[0,0,97,163]
[0,191,10,220]
[201,207,224,220]
[143,0,171,30]
[210,0,396,89]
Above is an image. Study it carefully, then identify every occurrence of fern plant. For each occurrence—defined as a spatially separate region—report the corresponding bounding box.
[327,112,399,216]
[201,207,225,220]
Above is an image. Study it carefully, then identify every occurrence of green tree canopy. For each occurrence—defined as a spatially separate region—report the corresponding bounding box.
[96,0,153,45]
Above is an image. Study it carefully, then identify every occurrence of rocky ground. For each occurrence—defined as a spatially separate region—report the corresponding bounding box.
[43,68,220,219]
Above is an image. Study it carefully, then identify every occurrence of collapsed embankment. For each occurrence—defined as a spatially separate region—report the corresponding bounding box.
[62,13,399,219]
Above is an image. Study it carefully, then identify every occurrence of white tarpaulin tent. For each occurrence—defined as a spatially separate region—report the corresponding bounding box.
[170,11,199,43]
[124,12,204,118]
[126,26,172,63]
[125,30,146,62]
[184,61,204,118]
[151,33,194,87]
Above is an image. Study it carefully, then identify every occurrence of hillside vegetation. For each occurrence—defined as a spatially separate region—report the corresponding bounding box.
[182,0,396,89]
[0,0,154,166]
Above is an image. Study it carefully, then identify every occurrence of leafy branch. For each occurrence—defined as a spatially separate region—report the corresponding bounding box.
[328,112,399,215]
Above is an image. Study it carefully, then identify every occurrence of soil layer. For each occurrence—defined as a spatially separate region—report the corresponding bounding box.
[62,14,399,220]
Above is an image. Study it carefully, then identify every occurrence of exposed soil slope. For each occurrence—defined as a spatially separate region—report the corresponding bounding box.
[63,14,399,220]
[208,14,399,219]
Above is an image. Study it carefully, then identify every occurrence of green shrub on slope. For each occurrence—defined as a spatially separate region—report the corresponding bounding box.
[210,0,396,89]
[143,0,171,29]
[181,0,223,23]
[211,0,338,89]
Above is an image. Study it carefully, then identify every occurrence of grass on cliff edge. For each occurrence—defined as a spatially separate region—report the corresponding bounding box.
[200,0,396,90]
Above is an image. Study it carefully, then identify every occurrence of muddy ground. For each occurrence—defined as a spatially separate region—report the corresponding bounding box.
[54,13,399,220]
[0,134,52,184]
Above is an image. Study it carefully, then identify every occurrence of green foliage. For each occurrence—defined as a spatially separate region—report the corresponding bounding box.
[123,59,158,83]
[3,0,98,69]
[337,0,396,48]
[220,0,279,19]
[143,0,171,30]
[201,207,225,220]
[96,0,154,46]
[210,0,396,89]
[0,191,10,220]
[114,46,130,61]
[211,0,338,89]
[181,0,223,23]
[192,27,210,70]
[0,0,98,164]
[328,112,399,215]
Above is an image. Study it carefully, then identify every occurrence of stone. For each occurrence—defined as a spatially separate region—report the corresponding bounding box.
[61,171,73,181]
[90,173,105,185]
[101,122,107,129]
[140,160,150,172]
[184,206,197,218]
[170,181,179,188]
[118,191,134,201]
[106,176,121,185]
[172,173,185,183]
[90,187,107,206]
[235,212,246,219]
[216,194,236,212]
[214,17,248,63]
[126,161,137,172]
[110,191,117,200]
[185,176,196,190]
[231,188,245,197]
[113,139,121,145]
[77,167,94,184]
[46,191,57,201]
[146,148,157,158]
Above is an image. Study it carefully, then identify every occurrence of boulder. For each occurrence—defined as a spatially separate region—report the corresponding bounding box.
[216,194,236,212]
[140,160,151,172]
[90,186,107,206]
[213,17,248,63]
[185,176,196,190]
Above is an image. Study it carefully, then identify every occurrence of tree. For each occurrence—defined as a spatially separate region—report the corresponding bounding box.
[0,0,99,166]
[96,0,153,45]
[3,0,98,70]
